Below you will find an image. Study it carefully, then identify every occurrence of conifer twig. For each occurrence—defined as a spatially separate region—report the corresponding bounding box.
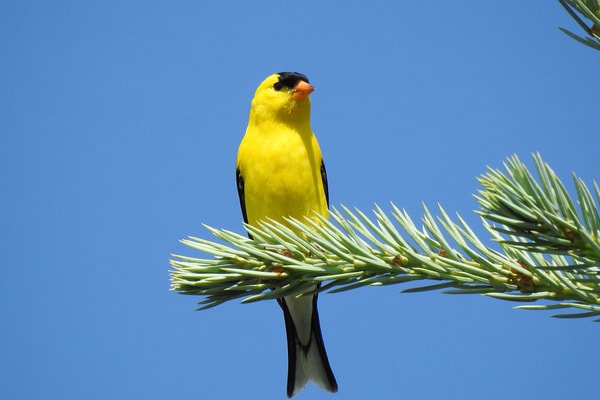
[558,0,600,51]
[170,154,600,320]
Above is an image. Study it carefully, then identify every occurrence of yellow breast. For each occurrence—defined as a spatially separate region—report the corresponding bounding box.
[237,121,328,229]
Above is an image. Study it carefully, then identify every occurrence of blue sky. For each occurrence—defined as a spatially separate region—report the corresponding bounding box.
[2,1,599,399]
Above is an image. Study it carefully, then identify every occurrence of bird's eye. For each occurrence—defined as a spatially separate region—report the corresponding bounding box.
[273,81,283,91]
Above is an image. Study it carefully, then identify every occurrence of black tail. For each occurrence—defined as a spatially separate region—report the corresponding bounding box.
[278,292,338,397]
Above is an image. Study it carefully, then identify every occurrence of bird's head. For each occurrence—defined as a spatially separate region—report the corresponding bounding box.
[249,72,314,124]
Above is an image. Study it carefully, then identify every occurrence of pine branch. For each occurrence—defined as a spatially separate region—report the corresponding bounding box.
[170,154,600,320]
[558,0,600,51]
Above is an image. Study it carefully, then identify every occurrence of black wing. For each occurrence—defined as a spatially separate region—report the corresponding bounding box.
[320,159,329,208]
[236,167,250,227]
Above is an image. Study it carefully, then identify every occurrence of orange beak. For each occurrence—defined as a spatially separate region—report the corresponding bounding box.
[292,80,315,100]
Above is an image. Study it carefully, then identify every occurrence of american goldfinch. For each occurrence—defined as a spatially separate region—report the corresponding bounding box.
[236,72,338,397]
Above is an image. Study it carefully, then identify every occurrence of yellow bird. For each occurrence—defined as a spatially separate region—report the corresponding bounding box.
[236,72,338,397]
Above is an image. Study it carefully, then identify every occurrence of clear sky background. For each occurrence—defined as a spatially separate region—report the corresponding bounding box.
[2,2,599,399]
